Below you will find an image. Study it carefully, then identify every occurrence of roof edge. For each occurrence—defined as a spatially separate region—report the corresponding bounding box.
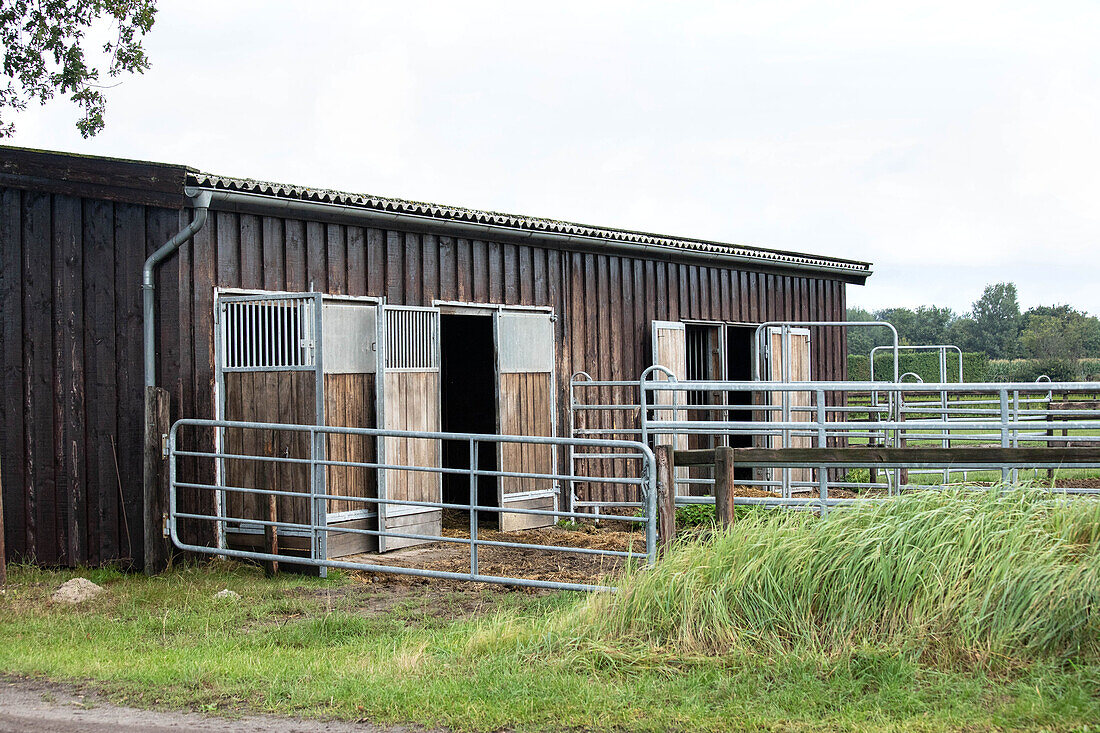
[189,171,873,280]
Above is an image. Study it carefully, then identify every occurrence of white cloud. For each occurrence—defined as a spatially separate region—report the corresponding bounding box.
[8,0,1099,314]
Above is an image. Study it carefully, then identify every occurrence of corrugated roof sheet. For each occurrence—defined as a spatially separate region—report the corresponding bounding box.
[188,171,872,276]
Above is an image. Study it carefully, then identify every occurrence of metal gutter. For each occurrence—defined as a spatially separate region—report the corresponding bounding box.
[195,188,872,281]
[142,189,212,387]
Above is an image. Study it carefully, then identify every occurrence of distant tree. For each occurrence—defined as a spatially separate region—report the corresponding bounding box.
[846,307,894,356]
[910,305,956,346]
[970,282,1022,359]
[0,0,157,137]
[1020,306,1100,360]
[945,316,981,353]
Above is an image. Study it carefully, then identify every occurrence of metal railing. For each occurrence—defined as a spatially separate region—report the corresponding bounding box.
[169,419,657,591]
[639,377,1100,507]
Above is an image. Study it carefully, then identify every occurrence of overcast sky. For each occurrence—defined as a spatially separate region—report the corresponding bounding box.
[10,1,1100,314]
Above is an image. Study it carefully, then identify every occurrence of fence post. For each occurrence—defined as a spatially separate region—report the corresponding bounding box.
[713,446,736,527]
[144,386,171,575]
[655,444,676,549]
[264,493,279,577]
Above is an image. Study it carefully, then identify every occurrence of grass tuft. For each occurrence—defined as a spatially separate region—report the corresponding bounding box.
[476,488,1100,668]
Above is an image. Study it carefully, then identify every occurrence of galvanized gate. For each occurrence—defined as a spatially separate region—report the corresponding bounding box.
[169,420,657,591]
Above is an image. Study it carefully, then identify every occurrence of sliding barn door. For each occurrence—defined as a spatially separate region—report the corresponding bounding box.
[766,327,813,492]
[650,321,689,492]
[495,311,557,530]
[378,306,441,552]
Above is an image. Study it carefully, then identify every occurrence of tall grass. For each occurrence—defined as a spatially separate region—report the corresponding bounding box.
[478,488,1100,667]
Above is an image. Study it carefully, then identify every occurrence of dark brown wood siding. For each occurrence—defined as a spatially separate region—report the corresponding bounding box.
[0,186,180,566]
[1,186,849,565]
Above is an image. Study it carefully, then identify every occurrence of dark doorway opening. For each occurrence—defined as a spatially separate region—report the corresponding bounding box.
[440,314,498,513]
[726,326,755,481]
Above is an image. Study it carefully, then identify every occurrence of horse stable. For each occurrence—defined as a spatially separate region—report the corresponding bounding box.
[0,146,871,570]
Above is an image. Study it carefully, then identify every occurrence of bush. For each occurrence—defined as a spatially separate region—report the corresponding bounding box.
[987,358,1081,383]
[503,488,1100,665]
[847,351,988,382]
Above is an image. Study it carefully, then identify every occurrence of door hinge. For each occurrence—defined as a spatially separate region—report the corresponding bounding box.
[162,512,170,538]
[161,433,169,459]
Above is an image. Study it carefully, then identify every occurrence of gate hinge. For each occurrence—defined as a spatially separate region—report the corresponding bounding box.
[162,512,170,538]
[161,433,169,459]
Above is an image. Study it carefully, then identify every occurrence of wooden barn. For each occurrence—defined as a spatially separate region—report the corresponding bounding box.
[0,146,871,568]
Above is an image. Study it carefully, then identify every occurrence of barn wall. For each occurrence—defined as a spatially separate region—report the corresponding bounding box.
[1,182,849,564]
[0,186,181,566]
[172,210,848,528]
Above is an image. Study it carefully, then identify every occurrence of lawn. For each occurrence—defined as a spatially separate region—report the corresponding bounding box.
[1,489,1098,732]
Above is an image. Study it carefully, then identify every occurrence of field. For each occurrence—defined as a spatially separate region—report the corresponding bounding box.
[1,488,1098,732]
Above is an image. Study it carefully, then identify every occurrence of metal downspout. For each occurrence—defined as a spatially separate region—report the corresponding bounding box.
[143,189,212,388]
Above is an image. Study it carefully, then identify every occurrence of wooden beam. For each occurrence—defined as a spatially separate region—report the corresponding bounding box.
[713,446,735,527]
[0,452,6,586]
[674,446,1100,466]
[144,386,171,574]
[655,444,676,549]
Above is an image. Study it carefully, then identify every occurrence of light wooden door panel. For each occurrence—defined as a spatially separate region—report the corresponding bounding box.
[767,327,813,491]
[378,307,442,552]
[496,310,556,531]
[651,321,689,492]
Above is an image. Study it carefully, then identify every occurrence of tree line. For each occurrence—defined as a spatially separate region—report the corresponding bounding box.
[847,282,1100,362]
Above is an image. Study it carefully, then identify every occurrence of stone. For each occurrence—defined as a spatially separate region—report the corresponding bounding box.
[214,588,241,600]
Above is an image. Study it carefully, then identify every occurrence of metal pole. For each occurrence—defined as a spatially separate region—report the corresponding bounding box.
[470,439,479,576]
[1000,389,1010,484]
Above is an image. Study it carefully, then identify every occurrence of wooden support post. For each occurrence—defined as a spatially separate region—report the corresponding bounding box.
[713,446,736,528]
[264,494,279,577]
[655,444,676,549]
[0,453,6,586]
[144,386,171,575]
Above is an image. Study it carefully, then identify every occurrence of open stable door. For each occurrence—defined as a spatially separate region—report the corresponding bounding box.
[495,310,557,530]
[650,320,689,492]
[377,306,442,552]
[766,327,813,491]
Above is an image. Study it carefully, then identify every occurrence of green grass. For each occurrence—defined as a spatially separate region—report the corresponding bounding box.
[2,488,1099,731]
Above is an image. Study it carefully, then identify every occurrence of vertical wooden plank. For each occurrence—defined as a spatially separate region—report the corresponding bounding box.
[632,258,645,379]
[114,203,146,561]
[240,214,263,291]
[532,246,547,305]
[503,244,519,304]
[83,198,118,564]
[187,208,217,548]
[472,240,489,302]
[306,221,327,292]
[488,241,503,303]
[262,217,286,292]
[55,195,87,563]
[404,232,421,304]
[364,228,384,297]
[421,233,439,306]
[216,211,241,289]
[346,226,366,296]
[327,223,347,295]
[438,235,456,302]
[0,452,6,583]
[385,231,404,304]
[23,192,54,562]
[284,219,307,292]
[0,189,25,560]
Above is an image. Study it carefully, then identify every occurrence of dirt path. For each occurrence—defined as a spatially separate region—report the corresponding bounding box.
[0,678,441,733]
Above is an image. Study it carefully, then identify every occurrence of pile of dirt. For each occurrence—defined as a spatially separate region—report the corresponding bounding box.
[50,578,105,604]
